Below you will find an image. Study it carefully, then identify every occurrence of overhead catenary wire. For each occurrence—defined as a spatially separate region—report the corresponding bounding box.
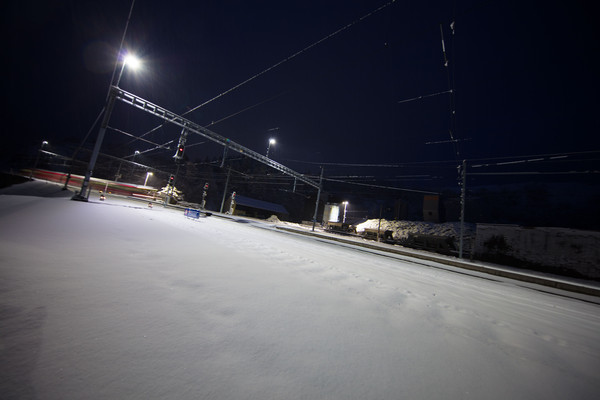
[204,92,288,128]
[468,171,600,176]
[323,177,439,194]
[106,0,137,100]
[425,137,470,145]
[440,21,460,160]
[108,125,172,150]
[65,0,137,189]
[183,0,397,117]
[131,0,398,147]
[286,150,600,169]
[397,89,453,104]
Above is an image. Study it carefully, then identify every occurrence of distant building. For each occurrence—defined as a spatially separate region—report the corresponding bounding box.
[225,194,288,220]
[423,195,440,222]
[394,199,408,220]
[323,203,342,224]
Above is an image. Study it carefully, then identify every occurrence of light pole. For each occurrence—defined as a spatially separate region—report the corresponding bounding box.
[266,138,276,158]
[342,201,349,224]
[72,53,141,201]
[30,140,49,180]
[144,171,153,186]
[130,150,140,180]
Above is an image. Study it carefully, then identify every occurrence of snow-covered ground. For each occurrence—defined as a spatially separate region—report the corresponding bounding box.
[1,182,599,399]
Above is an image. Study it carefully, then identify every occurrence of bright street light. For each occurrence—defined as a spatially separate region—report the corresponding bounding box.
[115,52,141,87]
[123,54,141,70]
[266,138,276,158]
[73,50,143,201]
[144,172,153,186]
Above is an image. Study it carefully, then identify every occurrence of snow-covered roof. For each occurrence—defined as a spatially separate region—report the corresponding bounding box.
[235,194,288,214]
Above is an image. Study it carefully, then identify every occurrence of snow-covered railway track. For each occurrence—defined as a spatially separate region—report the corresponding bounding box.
[270,224,600,300]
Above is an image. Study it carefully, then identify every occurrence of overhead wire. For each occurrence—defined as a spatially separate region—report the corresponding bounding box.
[108,125,172,150]
[323,177,439,194]
[469,171,600,176]
[65,0,136,187]
[106,0,137,100]
[440,20,460,160]
[204,92,288,128]
[286,150,600,169]
[182,0,398,117]
[397,89,453,104]
[129,0,398,151]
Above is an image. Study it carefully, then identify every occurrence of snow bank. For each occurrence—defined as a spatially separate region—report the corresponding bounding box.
[265,214,281,223]
[356,219,476,240]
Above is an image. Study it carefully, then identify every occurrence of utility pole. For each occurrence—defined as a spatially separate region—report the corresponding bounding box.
[312,167,324,232]
[377,204,383,242]
[30,141,48,180]
[459,159,466,258]
[72,91,117,201]
[70,0,137,200]
[165,162,181,206]
[220,166,232,213]
[201,182,209,209]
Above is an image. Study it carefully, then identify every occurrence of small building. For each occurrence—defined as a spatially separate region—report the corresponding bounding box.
[225,194,289,220]
[323,203,342,224]
[423,195,440,223]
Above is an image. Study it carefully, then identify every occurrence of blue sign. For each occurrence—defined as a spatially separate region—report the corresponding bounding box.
[184,208,201,219]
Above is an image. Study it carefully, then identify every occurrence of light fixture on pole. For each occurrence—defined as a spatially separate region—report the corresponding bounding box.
[116,53,141,87]
[72,53,142,202]
[30,140,49,180]
[266,138,276,158]
[144,171,153,186]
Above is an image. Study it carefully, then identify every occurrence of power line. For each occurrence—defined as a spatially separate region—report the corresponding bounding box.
[107,125,171,150]
[397,89,453,104]
[324,177,438,194]
[131,0,398,147]
[286,150,600,169]
[204,92,287,128]
[469,171,600,176]
[183,0,397,117]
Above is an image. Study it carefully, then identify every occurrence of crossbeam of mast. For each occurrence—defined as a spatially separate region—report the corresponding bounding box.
[112,86,319,189]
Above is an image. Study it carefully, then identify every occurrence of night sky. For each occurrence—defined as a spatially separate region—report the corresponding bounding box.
[3,0,599,190]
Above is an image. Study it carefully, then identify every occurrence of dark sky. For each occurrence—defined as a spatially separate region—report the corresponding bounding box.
[3,0,599,187]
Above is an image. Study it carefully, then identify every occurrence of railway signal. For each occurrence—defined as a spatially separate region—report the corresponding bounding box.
[174,145,185,160]
[201,182,209,209]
